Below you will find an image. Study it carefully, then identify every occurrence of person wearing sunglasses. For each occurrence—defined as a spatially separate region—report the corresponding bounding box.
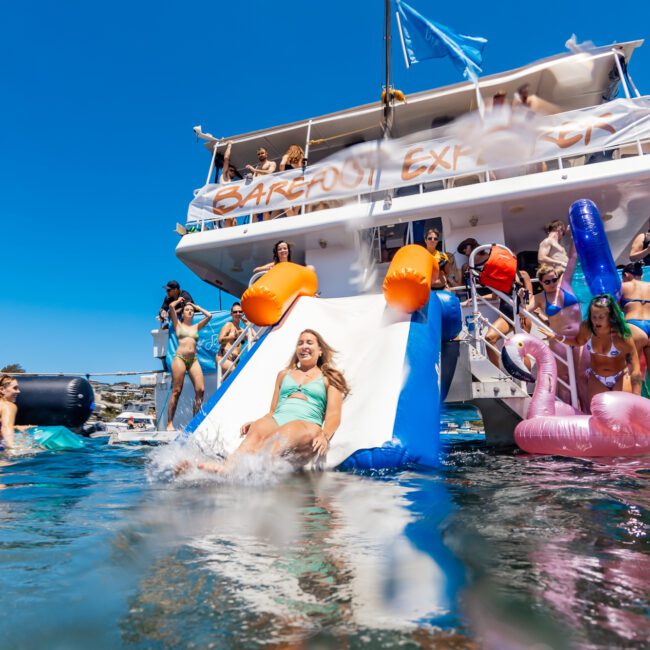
[530,263,583,404]
[216,302,246,375]
[550,294,641,407]
[424,228,452,289]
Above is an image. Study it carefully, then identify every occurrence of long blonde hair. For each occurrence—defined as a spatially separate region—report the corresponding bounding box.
[286,144,304,166]
[288,329,350,397]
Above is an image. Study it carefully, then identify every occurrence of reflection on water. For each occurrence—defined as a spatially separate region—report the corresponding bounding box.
[0,425,648,649]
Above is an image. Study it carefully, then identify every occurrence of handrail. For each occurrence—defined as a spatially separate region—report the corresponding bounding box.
[216,321,267,388]
[466,250,580,409]
[185,101,650,232]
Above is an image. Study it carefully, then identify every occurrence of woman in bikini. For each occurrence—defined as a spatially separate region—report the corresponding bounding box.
[531,262,584,405]
[216,302,245,376]
[167,299,212,431]
[197,329,349,472]
[620,263,650,374]
[552,294,641,408]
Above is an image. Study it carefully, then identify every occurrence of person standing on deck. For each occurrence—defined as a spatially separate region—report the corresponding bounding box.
[246,147,277,221]
[538,220,569,273]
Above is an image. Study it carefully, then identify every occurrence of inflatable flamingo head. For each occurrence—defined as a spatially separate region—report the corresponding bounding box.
[501,333,538,382]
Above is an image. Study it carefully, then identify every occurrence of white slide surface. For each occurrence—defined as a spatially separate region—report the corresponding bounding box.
[191,294,412,469]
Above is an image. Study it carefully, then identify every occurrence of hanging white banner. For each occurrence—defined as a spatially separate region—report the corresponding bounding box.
[187,97,650,223]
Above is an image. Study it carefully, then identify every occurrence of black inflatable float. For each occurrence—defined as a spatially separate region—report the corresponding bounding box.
[15,376,94,429]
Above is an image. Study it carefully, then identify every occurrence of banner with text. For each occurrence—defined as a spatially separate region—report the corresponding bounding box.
[187,97,650,223]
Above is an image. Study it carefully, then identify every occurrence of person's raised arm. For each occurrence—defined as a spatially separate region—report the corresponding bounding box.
[0,401,17,449]
[253,262,274,274]
[312,383,343,458]
[191,303,212,330]
[630,232,650,263]
[223,141,232,169]
[168,298,182,328]
[561,244,578,292]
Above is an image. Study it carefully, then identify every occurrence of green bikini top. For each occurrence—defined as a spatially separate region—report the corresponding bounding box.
[278,373,327,410]
[177,323,199,341]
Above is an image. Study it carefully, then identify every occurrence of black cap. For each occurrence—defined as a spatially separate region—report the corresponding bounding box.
[164,280,180,290]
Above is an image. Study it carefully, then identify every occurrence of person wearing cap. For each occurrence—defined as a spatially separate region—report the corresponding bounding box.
[159,281,194,330]
[457,238,490,293]
[620,262,650,374]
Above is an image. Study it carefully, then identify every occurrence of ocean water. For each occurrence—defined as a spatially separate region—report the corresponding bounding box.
[0,413,648,650]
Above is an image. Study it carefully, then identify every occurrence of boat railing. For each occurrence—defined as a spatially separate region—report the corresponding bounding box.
[186,49,648,234]
[215,321,267,389]
[466,245,580,410]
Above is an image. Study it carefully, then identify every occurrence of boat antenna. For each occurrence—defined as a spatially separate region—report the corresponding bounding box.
[382,0,393,139]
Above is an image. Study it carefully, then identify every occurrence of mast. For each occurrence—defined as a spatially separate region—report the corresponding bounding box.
[382,0,393,138]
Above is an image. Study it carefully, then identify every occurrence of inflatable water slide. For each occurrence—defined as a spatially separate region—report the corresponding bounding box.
[182,247,461,471]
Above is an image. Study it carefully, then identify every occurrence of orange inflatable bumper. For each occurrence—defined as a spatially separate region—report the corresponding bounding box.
[382,245,437,312]
[242,262,318,326]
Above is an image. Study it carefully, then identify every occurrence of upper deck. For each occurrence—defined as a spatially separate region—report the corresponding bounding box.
[177,41,650,298]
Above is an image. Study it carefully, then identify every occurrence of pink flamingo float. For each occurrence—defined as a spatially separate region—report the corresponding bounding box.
[501,333,650,457]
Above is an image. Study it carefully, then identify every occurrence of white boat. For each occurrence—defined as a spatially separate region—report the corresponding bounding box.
[105,411,156,434]
[152,38,650,464]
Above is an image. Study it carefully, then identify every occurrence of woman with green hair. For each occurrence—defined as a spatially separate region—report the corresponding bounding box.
[551,294,641,407]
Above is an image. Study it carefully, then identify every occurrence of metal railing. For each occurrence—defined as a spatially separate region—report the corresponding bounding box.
[216,321,267,389]
[466,245,580,410]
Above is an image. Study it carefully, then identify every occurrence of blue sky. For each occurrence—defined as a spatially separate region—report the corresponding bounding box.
[2,1,649,381]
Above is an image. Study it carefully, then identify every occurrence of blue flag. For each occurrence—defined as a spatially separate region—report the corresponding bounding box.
[396,1,487,81]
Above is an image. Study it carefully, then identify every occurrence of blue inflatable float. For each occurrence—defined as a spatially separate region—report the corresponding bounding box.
[569,199,621,300]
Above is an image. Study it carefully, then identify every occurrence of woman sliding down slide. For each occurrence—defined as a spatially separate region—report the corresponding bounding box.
[182,329,349,474]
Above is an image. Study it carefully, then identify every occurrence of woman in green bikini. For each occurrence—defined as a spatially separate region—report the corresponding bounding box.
[167,298,212,431]
[198,329,349,472]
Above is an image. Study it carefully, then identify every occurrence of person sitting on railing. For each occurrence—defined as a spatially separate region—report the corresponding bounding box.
[530,262,584,405]
[550,295,641,406]
[538,220,569,273]
[180,329,349,474]
[216,302,245,376]
[158,280,194,331]
[167,300,212,431]
[629,222,650,266]
[620,261,650,383]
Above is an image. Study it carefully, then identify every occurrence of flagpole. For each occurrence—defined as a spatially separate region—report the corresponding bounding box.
[382,0,392,139]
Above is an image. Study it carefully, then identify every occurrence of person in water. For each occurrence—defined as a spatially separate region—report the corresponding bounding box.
[530,262,585,405]
[552,295,641,406]
[216,302,245,375]
[197,329,349,472]
[620,262,650,373]
[167,300,213,431]
[0,374,20,449]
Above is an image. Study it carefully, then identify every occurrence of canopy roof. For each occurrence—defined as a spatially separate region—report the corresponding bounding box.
[195,40,643,172]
